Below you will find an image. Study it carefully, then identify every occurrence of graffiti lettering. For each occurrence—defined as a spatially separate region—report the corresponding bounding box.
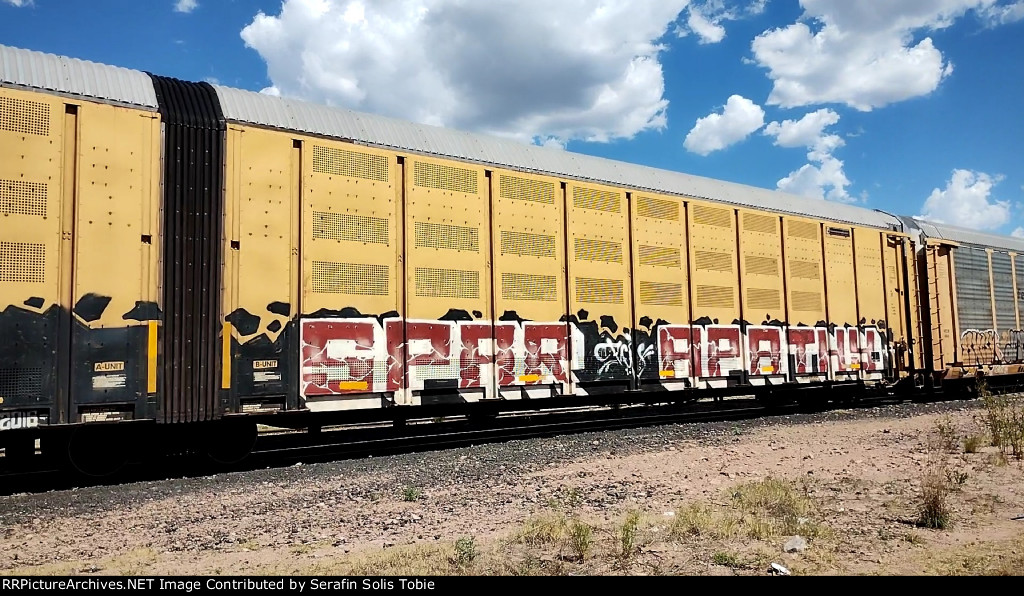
[747,326,785,376]
[656,325,697,380]
[961,328,999,366]
[1002,329,1024,364]
[301,318,570,397]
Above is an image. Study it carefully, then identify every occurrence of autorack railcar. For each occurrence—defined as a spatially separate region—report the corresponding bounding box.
[0,44,1018,473]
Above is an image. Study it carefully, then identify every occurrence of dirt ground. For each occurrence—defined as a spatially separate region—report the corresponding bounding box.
[2,403,1023,576]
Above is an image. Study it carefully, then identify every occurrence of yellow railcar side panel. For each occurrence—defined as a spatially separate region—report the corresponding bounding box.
[882,235,908,346]
[0,87,66,314]
[631,192,689,326]
[929,245,957,368]
[566,181,631,325]
[223,126,241,339]
[853,227,886,327]
[302,141,400,317]
[688,201,738,323]
[737,208,784,324]
[490,170,569,388]
[823,224,857,325]
[74,102,158,328]
[782,216,826,326]
[566,180,631,382]
[229,127,295,342]
[491,169,566,324]
[906,242,924,370]
[404,156,490,320]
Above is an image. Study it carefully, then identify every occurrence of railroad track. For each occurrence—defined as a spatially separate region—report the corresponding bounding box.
[0,391,940,496]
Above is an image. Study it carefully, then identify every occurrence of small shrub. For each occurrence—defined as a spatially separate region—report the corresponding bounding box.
[918,469,951,529]
[934,416,960,453]
[518,514,567,546]
[945,469,968,487]
[712,551,741,568]
[453,537,476,567]
[567,520,593,561]
[402,486,422,502]
[963,434,984,454]
[731,477,810,522]
[670,503,713,538]
[982,391,1024,459]
[619,511,642,560]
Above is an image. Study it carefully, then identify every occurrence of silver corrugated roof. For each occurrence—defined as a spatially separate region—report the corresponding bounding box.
[905,217,1024,253]
[0,44,157,108]
[214,85,899,230]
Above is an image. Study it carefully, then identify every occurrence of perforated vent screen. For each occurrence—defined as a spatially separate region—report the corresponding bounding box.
[745,255,778,277]
[0,367,43,399]
[791,290,822,312]
[787,220,819,241]
[500,175,555,204]
[313,211,389,244]
[638,245,681,268]
[502,273,558,301]
[743,212,778,235]
[414,161,478,194]
[574,237,622,263]
[0,179,46,217]
[311,262,389,295]
[693,205,732,227]
[695,250,733,272]
[695,285,734,309]
[747,288,781,311]
[636,196,679,220]
[638,281,683,306]
[0,96,49,136]
[414,221,479,252]
[573,186,621,213]
[789,259,820,280]
[415,268,480,299]
[500,230,556,258]
[575,277,624,304]
[0,241,44,283]
[311,145,389,181]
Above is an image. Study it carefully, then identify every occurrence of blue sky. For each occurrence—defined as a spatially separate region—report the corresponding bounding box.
[2,0,1022,235]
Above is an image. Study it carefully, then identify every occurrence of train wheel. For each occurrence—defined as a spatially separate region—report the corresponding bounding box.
[204,420,257,465]
[67,426,129,477]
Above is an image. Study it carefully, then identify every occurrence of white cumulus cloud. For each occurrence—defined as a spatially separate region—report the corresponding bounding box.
[751,0,1021,111]
[174,0,198,13]
[979,0,1024,25]
[918,169,1010,230]
[241,0,693,145]
[683,95,764,155]
[676,0,769,44]
[764,108,840,149]
[764,109,852,202]
[1012,227,1024,238]
[2,0,33,6]
[686,8,727,43]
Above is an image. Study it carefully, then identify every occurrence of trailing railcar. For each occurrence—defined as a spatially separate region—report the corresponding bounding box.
[902,218,1024,390]
[0,45,930,472]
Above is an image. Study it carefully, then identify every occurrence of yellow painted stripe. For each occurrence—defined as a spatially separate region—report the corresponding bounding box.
[659,370,674,377]
[518,374,541,382]
[339,381,369,390]
[760,366,774,374]
[850,363,861,370]
[222,322,232,389]
[147,321,158,393]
